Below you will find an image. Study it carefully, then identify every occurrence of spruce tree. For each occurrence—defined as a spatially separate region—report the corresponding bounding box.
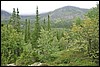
[43,18,46,30]
[9,8,21,32]
[24,19,31,43]
[16,8,21,32]
[9,8,16,27]
[27,19,30,41]
[32,6,40,48]
[48,15,51,31]
[36,6,39,24]
[25,19,28,43]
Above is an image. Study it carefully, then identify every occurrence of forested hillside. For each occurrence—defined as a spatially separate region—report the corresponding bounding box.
[1,6,89,20]
[1,6,89,28]
[1,4,99,66]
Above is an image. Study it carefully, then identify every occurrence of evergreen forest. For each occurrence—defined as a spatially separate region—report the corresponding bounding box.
[1,4,99,66]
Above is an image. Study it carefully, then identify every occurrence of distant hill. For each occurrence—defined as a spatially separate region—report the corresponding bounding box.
[1,10,11,20]
[1,10,35,21]
[39,6,89,22]
[1,6,89,23]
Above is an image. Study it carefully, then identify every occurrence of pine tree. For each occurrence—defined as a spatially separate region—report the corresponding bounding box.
[9,8,16,27]
[56,31,60,40]
[9,8,21,32]
[48,15,51,31]
[36,6,39,24]
[25,19,28,43]
[16,8,21,32]
[27,19,30,41]
[32,6,40,48]
[43,18,46,30]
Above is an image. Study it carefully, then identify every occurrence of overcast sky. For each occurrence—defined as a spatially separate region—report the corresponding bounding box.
[1,1,99,15]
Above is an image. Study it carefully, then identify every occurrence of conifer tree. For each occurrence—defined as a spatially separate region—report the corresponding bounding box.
[25,19,28,43]
[9,8,21,32]
[48,15,51,31]
[36,6,39,24]
[32,6,40,48]
[9,8,16,27]
[56,31,60,40]
[16,8,21,32]
[27,19,30,41]
[43,18,46,30]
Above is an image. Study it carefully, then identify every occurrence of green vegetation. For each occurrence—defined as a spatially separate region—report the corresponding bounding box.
[1,4,99,66]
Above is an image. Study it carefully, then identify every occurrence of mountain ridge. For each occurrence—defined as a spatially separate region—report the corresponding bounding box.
[1,6,89,22]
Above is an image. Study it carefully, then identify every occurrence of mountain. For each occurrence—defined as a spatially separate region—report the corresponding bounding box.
[39,6,89,22]
[1,10,11,20]
[1,10,34,21]
[1,6,89,22]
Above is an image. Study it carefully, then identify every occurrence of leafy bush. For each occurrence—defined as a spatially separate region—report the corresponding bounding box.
[50,49,98,66]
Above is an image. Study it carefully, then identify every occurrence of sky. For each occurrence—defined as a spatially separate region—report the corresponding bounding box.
[1,1,99,15]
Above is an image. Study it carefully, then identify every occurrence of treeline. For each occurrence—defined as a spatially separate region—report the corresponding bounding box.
[1,4,99,66]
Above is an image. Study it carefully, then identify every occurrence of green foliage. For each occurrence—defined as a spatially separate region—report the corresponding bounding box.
[58,37,67,50]
[37,28,59,62]
[16,8,21,32]
[73,17,83,26]
[48,15,51,31]
[16,43,37,66]
[24,19,31,43]
[9,8,21,32]
[16,52,33,66]
[27,19,31,41]
[42,18,46,30]
[32,6,40,48]
[9,8,16,25]
[24,19,28,43]
[1,24,24,65]
[1,5,99,66]
[51,49,97,66]
[71,4,99,64]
